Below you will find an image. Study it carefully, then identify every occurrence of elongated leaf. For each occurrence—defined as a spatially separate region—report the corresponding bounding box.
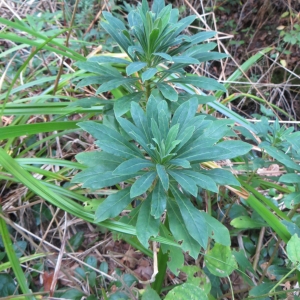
[168,170,198,196]
[262,145,300,171]
[156,164,169,191]
[0,121,78,140]
[179,170,218,193]
[114,92,143,117]
[75,151,123,168]
[170,76,226,92]
[167,200,201,258]
[170,185,208,248]
[95,188,132,222]
[151,181,167,219]
[79,121,143,159]
[130,172,156,198]
[89,56,129,64]
[216,140,253,159]
[199,168,240,186]
[279,173,300,184]
[157,83,178,101]
[142,68,158,82]
[136,196,160,247]
[72,169,137,189]
[113,158,154,175]
[96,78,138,94]
[169,158,191,168]
[172,56,199,64]
[126,62,147,76]
[131,102,151,143]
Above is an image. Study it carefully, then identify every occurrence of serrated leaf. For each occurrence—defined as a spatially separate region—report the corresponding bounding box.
[157,83,178,101]
[151,181,167,218]
[168,169,198,196]
[126,61,147,76]
[167,200,200,258]
[114,92,143,117]
[130,172,156,198]
[204,243,237,277]
[179,170,218,193]
[171,185,208,248]
[95,187,132,222]
[170,75,226,92]
[78,122,143,159]
[156,164,169,191]
[113,158,154,175]
[230,216,266,229]
[142,68,158,82]
[136,196,160,247]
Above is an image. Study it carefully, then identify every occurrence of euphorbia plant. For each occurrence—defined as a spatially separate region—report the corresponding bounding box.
[73,0,253,296]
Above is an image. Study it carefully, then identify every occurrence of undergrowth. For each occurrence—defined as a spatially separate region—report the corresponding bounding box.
[0,0,300,299]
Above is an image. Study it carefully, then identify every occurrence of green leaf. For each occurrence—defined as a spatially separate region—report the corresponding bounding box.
[170,75,226,92]
[200,212,230,246]
[142,286,161,300]
[79,122,143,159]
[179,170,218,193]
[165,283,208,300]
[95,187,132,222]
[248,283,277,299]
[231,216,267,229]
[156,164,169,191]
[131,102,151,143]
[287,234,300,267]
[96,78,138,94]
[171,185,208,248]
[151,181,167,219]
[216,140,253,159]
[160,225,184,275]
[172,56,199,64]
[279,173,300,184]
[262,145,300,171]
[154,52,173,61]
[126,62,147,76]
[113,158,154,175]
[114,92,143,117]
[157,83,178,101]
[75,151,123,168]
[169,158,191,168]
[142,68,158,82]
[136,196,160,247]
[72,169,136,190]
[88,56,129,64]
[283,192,300,209]
[199,168,240,186]
[130,172,156,198]
[167,200,201,259]
[168,169,198,196]
[204,243,237,277]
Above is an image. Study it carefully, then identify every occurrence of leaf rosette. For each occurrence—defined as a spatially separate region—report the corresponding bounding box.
[73,96,252,253]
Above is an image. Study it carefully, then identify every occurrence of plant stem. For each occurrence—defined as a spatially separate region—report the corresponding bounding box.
[151,248,168,295]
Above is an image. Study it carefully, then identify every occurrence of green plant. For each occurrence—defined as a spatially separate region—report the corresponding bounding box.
[71,0,254,297]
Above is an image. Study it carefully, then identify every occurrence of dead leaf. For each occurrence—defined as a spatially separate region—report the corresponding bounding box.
[43,271,54,292]
[257,164,282,176]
